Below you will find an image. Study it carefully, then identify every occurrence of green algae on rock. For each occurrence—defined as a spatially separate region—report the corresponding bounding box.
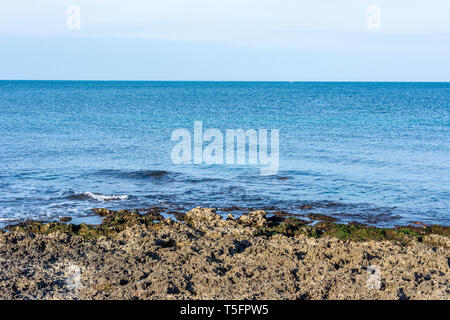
[6,209,164,239]
[256,218,450,246]
[4,207,450,245]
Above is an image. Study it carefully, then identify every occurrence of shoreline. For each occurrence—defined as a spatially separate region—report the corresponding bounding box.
[2,202,448,230]
[0,207,448,300]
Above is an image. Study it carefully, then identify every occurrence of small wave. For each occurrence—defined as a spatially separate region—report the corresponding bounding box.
[94,169,175,180]
[184,177,225,184]
[68,192,129,201]
[124,170,173,179]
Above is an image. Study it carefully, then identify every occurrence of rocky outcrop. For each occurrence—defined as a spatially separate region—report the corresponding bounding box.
[237,210,268,228]
[0,207,448,300]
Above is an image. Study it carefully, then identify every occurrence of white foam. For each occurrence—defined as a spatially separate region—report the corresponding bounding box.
[83,192,129,201]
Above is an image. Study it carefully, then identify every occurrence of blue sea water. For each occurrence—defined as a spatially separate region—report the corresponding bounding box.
[0,81,449,227]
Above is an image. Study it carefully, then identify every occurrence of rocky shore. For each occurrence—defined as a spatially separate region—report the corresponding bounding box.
[0,207,448,300]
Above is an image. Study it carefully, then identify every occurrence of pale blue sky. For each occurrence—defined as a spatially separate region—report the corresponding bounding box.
[0,0,449,81]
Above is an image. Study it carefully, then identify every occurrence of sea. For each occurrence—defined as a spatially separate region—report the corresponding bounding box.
[0,81,449,227]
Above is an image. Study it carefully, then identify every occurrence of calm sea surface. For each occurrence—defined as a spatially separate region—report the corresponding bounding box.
[0,81,449,227]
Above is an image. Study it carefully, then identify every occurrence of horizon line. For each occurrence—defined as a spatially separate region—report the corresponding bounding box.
[1,79,450,83]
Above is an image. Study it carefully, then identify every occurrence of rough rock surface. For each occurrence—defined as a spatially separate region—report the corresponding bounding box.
[0,207,448,300]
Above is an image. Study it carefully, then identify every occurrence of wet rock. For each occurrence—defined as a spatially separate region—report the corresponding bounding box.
[173,212,186,221]
[6,209,163,239]
[272,210,293,217]
[410,221,427,226]
[59,217,72,223]
[262,206,277,211]
[307,213,338,222]
[92,208,111,217]
[220,206,244,212]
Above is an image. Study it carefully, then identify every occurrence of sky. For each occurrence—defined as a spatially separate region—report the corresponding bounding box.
[0,0,449,81]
